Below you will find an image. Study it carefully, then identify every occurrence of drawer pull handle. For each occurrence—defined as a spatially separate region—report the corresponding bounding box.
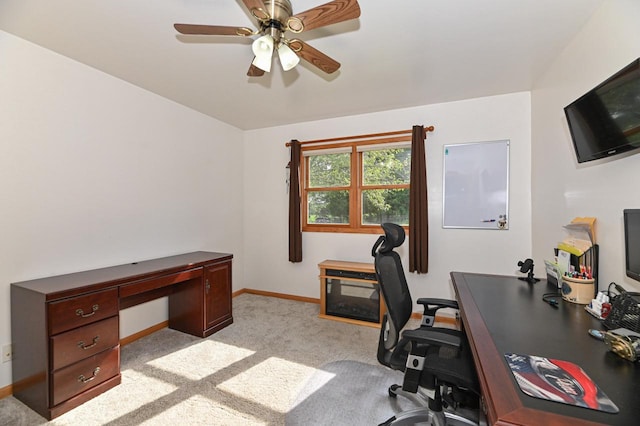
[76,304,99,318]
[77,336,100,350]
[78,367,100,384]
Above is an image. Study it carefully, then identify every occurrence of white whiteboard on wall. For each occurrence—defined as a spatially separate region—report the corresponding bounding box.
[442,140,509,229]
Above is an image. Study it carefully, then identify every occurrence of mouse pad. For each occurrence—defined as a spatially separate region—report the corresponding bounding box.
[504,353,619,413]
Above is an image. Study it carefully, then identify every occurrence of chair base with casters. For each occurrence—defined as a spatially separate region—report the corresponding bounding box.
[379,406,480,426]
[381,376,483,426]
[372,223,482,426]
[377,307,482,426]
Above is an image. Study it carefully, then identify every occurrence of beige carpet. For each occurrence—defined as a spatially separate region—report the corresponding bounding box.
[0,294,416,425]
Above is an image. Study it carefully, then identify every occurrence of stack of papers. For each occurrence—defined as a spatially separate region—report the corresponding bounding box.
[545,217,597,282]
[558,218,595,256]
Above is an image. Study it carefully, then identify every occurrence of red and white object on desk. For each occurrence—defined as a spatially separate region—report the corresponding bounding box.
[586,291,611,319]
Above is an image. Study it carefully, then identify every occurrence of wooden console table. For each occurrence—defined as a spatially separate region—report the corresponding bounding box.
[10,251,232,420]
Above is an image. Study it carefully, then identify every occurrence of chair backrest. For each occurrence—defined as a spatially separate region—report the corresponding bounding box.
[372,223,413,354]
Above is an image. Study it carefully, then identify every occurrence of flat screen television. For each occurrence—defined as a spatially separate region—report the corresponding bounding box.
[564,58,640,163]
[624,209,640,283]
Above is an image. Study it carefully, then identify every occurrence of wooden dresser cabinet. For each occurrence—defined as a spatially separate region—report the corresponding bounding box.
[11,251,232,420]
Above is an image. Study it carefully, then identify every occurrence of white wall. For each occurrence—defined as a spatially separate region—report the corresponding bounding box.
[243,92,532,304]
[0,31,244,388]
[13,1,638,393]
[531,0,640,292]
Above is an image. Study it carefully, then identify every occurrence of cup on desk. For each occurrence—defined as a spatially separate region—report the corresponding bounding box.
[561,276,595,305]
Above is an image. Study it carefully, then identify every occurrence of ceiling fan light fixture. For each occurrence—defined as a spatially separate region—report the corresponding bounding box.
[278,43,300,71]
[252,53,272,73]
[252,35,274,58]
[251,34,274,72]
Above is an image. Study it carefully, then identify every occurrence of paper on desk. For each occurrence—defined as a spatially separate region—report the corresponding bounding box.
[560,220,594,256]
[556,250,571,277]
[558,240,591,257]
[569,217,596,243]
[544,260,561,288]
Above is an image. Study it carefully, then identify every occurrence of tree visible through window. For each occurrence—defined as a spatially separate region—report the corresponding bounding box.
[303,145,410,233]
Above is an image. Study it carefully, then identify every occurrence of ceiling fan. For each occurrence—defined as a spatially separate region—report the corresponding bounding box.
[174,0,361,77]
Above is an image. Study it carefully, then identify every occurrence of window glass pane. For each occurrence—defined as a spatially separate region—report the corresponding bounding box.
[362,189,409,225]
[309,153,351,188]
[363,148,411,185]
[308,190,349,224]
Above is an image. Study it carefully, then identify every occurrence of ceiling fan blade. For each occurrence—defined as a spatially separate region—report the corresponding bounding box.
[174,24,254,36]
[242,0,267,13]
[288,0,360,33]
[288,39,340,74]
[242,0,270,21]
[247,62,266,77]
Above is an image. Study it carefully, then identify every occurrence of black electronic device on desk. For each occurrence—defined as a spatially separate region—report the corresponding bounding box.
[517,258,540,284]
[624,209,640,283]
[603,289,640,332]
[600,210,640,333]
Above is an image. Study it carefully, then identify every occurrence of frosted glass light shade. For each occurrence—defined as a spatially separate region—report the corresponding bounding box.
[251,35,274,72]
[252,55,272,72]
[252,35,274,57]
[278,43,300,71]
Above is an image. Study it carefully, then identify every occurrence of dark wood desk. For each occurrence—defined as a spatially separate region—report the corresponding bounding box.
[11,251,233,420]
[451,272,640,426]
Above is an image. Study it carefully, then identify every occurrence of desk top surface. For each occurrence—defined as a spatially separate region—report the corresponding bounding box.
[451,271,640,426]
[12,251,232,300]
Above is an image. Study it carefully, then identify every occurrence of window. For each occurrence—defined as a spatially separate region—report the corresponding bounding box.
[302,143,411,233]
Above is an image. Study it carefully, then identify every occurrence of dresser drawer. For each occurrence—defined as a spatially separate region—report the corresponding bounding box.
[48,288,119,335]
[51,346,120,406]
[51,316,119,371]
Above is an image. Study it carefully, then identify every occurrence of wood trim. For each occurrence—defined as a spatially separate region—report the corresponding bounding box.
[120,321,169,347]
[318,313,381,328]
[301,135,412,152]
[452,272,516,424]
[286,126,435,147]
[300,139,412,234]
[318,259,375,272]
[0,383,12,399]
[236,286,455,326]
[237,288,320,304]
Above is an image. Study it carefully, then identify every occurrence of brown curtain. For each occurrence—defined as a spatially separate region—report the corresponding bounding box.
[409,125,428,273]
[288,140,303,262]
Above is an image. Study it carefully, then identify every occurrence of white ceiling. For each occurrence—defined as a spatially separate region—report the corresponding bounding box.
[0,0,604,130]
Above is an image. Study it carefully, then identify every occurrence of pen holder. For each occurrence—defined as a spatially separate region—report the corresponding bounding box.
[561,276,595,305]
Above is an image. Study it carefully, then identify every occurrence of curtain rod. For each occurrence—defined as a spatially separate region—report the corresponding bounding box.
[285,126,435,147]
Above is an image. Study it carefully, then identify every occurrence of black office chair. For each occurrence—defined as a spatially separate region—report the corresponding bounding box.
[372,223,480,426]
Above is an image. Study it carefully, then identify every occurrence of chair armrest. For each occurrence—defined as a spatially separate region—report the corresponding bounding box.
[403,328,461,350]
[416,298,459,327]
[416,298,459,311]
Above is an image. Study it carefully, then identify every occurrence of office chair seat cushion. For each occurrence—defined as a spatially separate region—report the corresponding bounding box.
[420,329,479,393]
[389,328,478,393]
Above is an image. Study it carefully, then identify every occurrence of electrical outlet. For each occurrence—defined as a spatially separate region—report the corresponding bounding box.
[2,344,12,363]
